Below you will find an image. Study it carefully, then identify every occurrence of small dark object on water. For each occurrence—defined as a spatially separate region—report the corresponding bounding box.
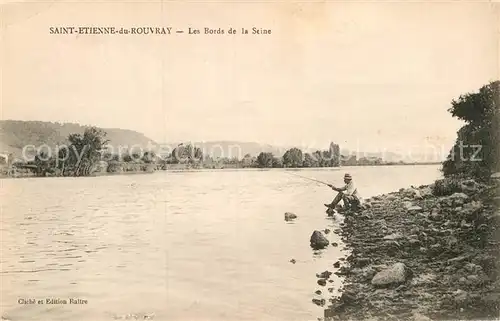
[315,290,322,295]
[284,212,297,221]
[324,229,331,234]
[290,259,296,264]
[317,279,327,286]
[331,242,339,247]
[333,261,341,268]
[312,298,326,306]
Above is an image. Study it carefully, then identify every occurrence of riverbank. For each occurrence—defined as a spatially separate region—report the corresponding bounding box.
[322,176,500,321]
[0,163,442,179]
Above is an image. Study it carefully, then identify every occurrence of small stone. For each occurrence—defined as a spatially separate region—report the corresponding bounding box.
[386,194,397,201]
[464,263,483,274]
[353,257,371,268]
[383,232,404,240]
[333,261,340,268]
[290,259,296,264]
[316,270,332,279]
[317,279,327,286]
[284,212,297,221]
[328,287,334,293]
[324,229,330,234]
[340,292,356,303]
[466,275,480,285]
[408,206,423,214]
[408,238,421,247]
[331,242,338,247]
[413,312,433,321]
[447,255,469,263]
[430,212,442,221]
[312,298,326,306]
[453,289,468,305]
[490,172,500,179]
[315,290,322,295]
[450,192,469,200]
[403,201,414,209]
[396,284,407,291]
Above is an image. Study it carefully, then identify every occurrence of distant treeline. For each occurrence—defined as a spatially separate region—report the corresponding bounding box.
[0,133,410,177]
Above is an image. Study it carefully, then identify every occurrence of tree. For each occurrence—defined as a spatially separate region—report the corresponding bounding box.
[171,144,203,164]
[122,154,133,162]
[34,151,54,176]
[67,127,109,176]
[329,142,341,167]
[256,152,274,168]
[272,156,283,168]
[312,150,326,167]
[303,153,317,167]
[282,147,303,168]
[242,154,256,168]
[442,81,499,178]
[142,151,157,164]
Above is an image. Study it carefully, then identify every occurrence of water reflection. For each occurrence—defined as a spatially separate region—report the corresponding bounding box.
[1,166,440,321]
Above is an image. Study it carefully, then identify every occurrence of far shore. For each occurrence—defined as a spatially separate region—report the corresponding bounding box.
[0,163,442,180]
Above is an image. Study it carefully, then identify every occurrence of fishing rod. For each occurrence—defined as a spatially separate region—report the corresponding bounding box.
[286,172,331,186]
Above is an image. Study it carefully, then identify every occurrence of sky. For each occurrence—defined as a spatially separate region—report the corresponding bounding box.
[1,1,498,155]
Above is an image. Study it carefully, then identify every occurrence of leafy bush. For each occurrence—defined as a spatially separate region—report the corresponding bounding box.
[432,178,463,196]
[442,81,500,179]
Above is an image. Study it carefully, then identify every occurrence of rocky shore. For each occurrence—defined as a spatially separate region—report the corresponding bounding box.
[320,175,500,321]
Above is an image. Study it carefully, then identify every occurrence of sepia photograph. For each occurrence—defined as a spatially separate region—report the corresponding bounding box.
[0,1,499,321]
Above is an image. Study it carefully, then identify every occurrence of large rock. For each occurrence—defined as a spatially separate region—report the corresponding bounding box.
[403,201,414,210]
[386,194,397,201]
[449,192,469,205]
[413,313,433,321]
[460,179,481,194]
[310,230,329,249]
[419,186,433,198]
[371,262,408,287]
[457,200,482,217]
[401,187,423,199]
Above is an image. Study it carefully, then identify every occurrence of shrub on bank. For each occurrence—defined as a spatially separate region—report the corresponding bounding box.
[432,177,463,196]
[442,81,499,180]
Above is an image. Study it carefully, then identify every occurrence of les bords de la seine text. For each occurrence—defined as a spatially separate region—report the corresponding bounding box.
[49,26,272,35]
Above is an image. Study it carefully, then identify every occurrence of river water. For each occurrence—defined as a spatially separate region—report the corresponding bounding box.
[0,165,441,321]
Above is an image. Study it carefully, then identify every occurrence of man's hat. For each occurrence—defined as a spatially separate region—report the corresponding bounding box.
[344,173,352,180]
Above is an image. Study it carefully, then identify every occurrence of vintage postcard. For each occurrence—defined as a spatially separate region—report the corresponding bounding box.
[0,1,499,321]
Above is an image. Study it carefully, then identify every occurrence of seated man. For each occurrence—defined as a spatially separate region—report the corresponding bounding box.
[324,173,361,211]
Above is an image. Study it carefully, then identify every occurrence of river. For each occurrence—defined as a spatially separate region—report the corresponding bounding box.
[0,165,441,321]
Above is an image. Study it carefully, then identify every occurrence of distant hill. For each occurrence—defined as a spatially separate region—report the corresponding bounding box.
[0,120,157,158]
[0,120,443,163]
